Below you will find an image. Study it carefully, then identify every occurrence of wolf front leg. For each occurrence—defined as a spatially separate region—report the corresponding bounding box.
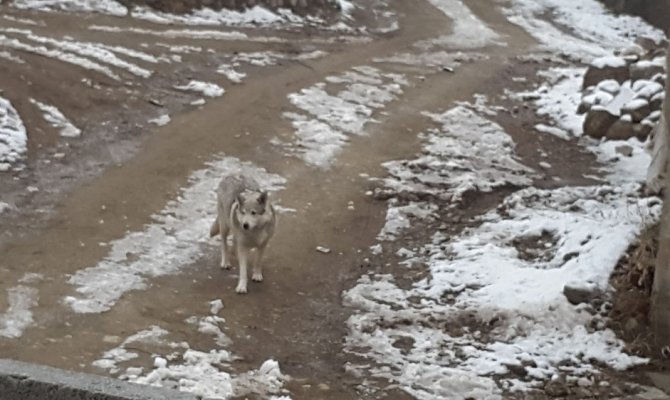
[252,246,265,282]
[235,242,249,294]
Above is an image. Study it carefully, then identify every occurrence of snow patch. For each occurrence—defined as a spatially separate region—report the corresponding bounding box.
[30,99,81,137]
[3,28,153,78]
[149,114,171,127]
[345,185,656,397]
[418,0,503,49]
[0,282,39,338]
[0,96,27,172]
[174,80,225,97]
[383,106,534,203]
[503,0,664,62]
[284,66,408,168]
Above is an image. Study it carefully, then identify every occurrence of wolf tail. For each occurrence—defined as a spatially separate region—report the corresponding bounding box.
[209,216,220,237]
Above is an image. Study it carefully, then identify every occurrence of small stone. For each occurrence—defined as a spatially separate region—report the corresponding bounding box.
[622,98,651,122]
[318,383,330,391]
[539,161,552,169]
[126,366,143,376]
[504,363,527,377]
[633,122,654,140]
[577,377,593,387]
[545,379,569,397]
[615,144,634,157]
[316,246,331,254]
[573,387,593,398]
[563,284,600,305]
[209,299,224,315]
[148,98,164,107]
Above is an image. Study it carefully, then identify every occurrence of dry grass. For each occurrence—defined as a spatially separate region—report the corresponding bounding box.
[608,223,659,357]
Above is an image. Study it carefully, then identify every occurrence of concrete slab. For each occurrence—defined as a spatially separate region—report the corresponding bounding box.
[0,359,198,400]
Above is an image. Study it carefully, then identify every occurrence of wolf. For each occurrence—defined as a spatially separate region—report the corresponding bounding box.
[210,174,276,294]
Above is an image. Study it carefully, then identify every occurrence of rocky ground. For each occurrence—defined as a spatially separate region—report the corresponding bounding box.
[0,0,669,399]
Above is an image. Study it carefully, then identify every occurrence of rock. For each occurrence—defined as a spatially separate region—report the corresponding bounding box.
[615,144,634,157]
[583,108,619,139]
[545,379,569,397]
[621,98,651,122]
[635,36,662,52]
[577,101,590,114]
[563,283,600,305]
[607,119,634,141]
[620,43,645,58]
[650,92,665,111]
[504,363,527,377]
[583,57,630,89]
[630,60,665,82]
[596,79,621,94]
[624,317,639,333]
[573,387,594,398]
[652,73,666,85]
[577,377,593,387]
[648,110,662,123]
[633,122,654,140]
[632,80,664,99]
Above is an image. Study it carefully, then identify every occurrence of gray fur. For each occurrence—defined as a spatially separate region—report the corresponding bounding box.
[210,174,276,294]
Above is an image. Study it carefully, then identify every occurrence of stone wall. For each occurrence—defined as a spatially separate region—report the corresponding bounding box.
[600,0,670,33]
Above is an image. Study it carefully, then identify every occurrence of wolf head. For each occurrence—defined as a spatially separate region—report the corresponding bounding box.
[233,190,271,231]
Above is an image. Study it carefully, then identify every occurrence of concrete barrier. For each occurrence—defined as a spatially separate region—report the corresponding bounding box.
[0,359,198,400]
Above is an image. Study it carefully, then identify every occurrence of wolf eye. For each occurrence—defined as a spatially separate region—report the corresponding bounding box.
[251,211,257,215]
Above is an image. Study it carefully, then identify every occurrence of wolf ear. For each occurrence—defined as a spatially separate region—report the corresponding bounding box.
[257,191,268,205]
[236,193,245,206]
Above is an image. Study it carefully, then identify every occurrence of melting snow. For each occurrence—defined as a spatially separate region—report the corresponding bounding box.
[0,96,27,172]
[383,106,534,203]
[148,114,171,127]
[12,0,127,16]
[0,279,40,338]
[30,99,81,137]
[0,50,25,64]
[284,66,408,168]
[346,182,657,397]
[418,0,503,49]
[174,80,225,98]
[95,324,290,399]
[503,0,664,62]
[2,28,153,78]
